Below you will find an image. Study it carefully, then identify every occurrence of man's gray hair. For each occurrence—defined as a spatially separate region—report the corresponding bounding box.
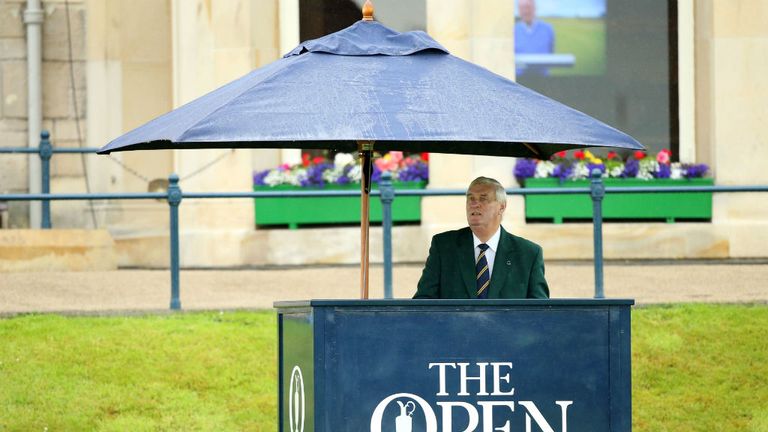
[468,176,507,203]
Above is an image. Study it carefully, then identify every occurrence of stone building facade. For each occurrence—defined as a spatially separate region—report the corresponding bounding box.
[1,0,767,267]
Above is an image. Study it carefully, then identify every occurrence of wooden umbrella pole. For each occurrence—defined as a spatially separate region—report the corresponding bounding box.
[358,141,374,299]
[358,4,375,300]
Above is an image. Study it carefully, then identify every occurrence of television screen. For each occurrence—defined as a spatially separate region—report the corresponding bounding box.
[515,0,607,77]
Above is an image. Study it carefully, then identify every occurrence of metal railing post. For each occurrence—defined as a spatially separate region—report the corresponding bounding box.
[39,130,52,229]
[380,172,394,299]
[590,168,605,298]
[167,174,182,310]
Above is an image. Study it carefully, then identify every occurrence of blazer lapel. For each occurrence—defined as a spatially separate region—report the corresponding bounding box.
[457,229,477,298]
[488,227,514,299]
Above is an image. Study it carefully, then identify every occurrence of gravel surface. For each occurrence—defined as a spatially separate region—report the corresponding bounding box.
[1,261,766,315]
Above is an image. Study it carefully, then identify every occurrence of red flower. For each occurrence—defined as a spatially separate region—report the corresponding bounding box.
[312,156,325,165]
[554,151,567,159]
[420,152,429,162]
[633,150,646,160]
[657,149,671,164]
[574,150,585,160]
[606,151,618,160]
[301,153,311,167]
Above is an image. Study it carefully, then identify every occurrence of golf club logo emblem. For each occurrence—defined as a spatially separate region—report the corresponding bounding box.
[289,366,305,432]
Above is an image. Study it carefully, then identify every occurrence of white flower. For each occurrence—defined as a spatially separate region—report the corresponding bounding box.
[347,165,362,183]
[670,162,683,180]
[637,170,654,180]
[290,169,306,186]
[609,165,624,178]
[572,162,590,180]
[334,153,355,167]
[263,170,286,187]
[534,161,555,178]
[264,168,306,186]
[323,166,343,184]
[637,159,657,180]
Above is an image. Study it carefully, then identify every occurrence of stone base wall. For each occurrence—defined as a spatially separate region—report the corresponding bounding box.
[0,229,117,271]
[101,219,767,270]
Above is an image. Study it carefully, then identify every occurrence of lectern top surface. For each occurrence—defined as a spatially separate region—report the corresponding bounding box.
[273,298,635,309]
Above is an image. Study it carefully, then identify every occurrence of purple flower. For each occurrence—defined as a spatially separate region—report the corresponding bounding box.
[513,159,538,179]
[552,163,573,180]
[684,163,709,179]
[621,159,639,178]
[398,162,429,182]
[253,169,270,186]
[334,164,357,185]
[371,165,383,183]
[653,163,671,179]
[586,163,606,176]
[300,162,333,187]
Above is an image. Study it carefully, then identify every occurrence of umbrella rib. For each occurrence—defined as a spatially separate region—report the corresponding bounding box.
[523,143,541,158]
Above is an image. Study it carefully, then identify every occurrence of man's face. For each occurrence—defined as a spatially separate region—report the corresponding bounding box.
[519,0,536,24]
[466,183,506,232]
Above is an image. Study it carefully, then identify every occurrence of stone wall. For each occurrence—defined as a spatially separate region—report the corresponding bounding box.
[1,1,766,266]
[1,0,30,227]
[0,0,88,228]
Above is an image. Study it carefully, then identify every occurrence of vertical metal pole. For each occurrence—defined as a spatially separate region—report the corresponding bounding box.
[39,130,52,229]
[167,174,182,310]
[590,168,605,298]
[25,0,44,229]
[380,172,394,299]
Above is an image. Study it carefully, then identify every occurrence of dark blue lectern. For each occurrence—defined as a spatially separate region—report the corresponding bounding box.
[275,299,633,432]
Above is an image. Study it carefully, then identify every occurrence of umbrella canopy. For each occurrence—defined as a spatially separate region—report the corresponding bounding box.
[98,19,642,157]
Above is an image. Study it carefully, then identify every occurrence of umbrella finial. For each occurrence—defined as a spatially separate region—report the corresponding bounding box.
[362,0,374,21]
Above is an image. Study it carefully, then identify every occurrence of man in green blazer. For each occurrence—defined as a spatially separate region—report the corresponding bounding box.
[414,176,549,299]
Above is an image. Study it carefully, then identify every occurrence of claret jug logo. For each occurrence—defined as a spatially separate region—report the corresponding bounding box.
[289,366,305,432]
[370,361,573,432]
[370,393,438,432]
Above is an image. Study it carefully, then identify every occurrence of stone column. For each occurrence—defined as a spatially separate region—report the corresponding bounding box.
[84,0,176,266]
[87,0,174,195]
[423,0,519,238]
[171,0,281,266]
[695,0,768,257]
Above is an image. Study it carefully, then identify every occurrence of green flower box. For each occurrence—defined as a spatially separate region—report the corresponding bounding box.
[253,181,426,229]
[524,178,714,223]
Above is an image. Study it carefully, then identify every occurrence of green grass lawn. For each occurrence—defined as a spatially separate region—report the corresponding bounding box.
[633,304,768,431]
[0,312,277,431]
[1,305,766,431]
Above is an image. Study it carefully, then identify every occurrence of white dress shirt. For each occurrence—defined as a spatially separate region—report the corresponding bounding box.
[473,227,501,277]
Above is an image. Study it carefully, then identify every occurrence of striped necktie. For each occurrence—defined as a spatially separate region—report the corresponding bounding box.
[476,243,490,299]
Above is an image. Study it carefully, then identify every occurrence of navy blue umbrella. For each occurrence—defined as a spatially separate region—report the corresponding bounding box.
[99,3,643,297]
[98,16,642,157]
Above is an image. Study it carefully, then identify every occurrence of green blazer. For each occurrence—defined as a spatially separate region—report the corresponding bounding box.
[413,226,549,299]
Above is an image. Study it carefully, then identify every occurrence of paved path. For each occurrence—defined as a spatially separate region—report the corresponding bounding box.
[1,261,766,315]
